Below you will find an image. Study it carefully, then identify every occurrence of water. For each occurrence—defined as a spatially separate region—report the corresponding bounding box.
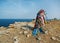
[0,19,32,27]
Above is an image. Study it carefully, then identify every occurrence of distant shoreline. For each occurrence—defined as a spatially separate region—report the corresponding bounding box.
[0,19,32,27]
[0,19,60,27]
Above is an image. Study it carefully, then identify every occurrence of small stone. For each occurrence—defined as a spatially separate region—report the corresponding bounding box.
[51,37,56,40]
[14,36,19,43]
[8,24,14,28]
[26,34,31,38]
[58,36,60,38]
[0,26,4,28]
[45,31,48,34]
[22,27,27,30]
[19,31,23,34]
[23,31,28,35]
[36,37,41,40]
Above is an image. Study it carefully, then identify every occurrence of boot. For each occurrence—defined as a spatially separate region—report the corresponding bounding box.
[39,27,45,34]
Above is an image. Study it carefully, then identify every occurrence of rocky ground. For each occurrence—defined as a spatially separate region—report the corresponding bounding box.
[0,20,60,43]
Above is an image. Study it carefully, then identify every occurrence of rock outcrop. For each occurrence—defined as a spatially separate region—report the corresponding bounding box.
[0,20,60,43]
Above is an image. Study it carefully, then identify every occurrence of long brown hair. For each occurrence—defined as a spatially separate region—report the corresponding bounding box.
[37,9,45,14]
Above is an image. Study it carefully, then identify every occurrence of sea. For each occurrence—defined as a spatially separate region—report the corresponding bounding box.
[0,19,32,27]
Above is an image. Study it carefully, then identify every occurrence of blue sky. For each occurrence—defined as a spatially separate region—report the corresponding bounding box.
[0,0,60,19]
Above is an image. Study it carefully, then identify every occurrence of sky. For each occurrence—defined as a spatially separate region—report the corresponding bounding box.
[0,0,60,19]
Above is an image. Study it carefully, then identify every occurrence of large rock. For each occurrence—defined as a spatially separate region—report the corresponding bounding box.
[51,37,56,40]
[23,31,28,35]
[21,27,29,30]
[26,34,31,38]
[0,30,9,35]
[19,31,23,34]
[8,24,15,28]
[28,22,34,27]
[0,26,7,31]
[14,24,21,29]
[14,36,19,43]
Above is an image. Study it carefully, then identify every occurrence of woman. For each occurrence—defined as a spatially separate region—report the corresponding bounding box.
[32,9,46,36]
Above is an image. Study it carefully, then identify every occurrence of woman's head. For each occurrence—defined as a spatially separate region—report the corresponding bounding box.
[38,9,45,15]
